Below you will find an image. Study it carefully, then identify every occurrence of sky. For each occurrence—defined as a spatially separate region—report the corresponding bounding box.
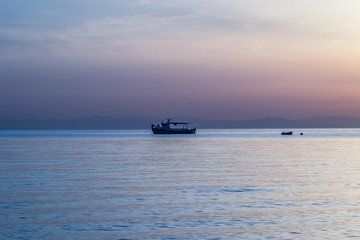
[1,0,360,120]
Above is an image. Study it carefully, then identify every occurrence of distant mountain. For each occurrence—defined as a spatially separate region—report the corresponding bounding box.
[0,116,162,130]
[297,116,360,128]
[0,115,360,130]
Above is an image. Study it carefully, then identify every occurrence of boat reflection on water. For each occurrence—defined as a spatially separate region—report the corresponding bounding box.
[151,119,196,134]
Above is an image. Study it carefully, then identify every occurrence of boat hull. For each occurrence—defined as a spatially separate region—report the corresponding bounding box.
[152,126,196,134]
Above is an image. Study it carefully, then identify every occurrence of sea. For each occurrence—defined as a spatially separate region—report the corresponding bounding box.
[1,128,360,240]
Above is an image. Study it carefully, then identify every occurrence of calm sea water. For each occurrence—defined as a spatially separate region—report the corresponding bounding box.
[1,129,360,239]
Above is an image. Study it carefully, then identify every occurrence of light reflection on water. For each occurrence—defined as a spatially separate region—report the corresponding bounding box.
[1,129,360,239]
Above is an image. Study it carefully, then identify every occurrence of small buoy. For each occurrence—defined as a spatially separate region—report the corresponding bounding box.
[300,133,303,135]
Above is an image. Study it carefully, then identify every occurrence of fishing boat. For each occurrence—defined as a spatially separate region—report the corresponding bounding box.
[281,131,293,135]
[151,119,196,134]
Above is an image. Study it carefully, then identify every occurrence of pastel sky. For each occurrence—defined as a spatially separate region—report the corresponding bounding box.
[1,0,360,119]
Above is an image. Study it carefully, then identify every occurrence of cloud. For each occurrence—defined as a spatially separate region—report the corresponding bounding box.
[1,0,360,119]
[0,3,354,57]
[1,0,360,73]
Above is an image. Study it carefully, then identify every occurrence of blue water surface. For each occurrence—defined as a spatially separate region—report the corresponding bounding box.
[1,129,360,239]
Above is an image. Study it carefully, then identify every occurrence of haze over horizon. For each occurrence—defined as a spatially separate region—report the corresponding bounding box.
[1,1,360,120]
